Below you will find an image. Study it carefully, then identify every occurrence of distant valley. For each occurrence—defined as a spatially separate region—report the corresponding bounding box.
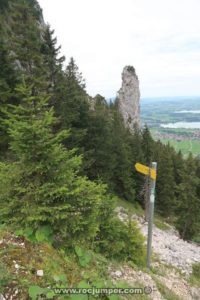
[141,97,200,157]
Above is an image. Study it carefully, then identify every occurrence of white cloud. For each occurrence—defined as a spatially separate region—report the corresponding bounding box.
[38,0,200,98]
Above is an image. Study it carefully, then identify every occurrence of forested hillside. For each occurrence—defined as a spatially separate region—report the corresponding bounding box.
[0,1,200,299]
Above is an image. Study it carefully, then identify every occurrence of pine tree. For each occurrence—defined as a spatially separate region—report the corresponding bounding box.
[0,0,51,156]
[83,96,113,182]
[109,108,135,201]
[0,0,9,11]
[0,38,20,156]
[175,154,200,240]
[141,124,154,165]
[130,126,146,204]
[156,145,177,217]
[83,101,136,202]
[0,83,109,242]
[55,57,90,149]
[8,0,47,92]
[41,24,65,102]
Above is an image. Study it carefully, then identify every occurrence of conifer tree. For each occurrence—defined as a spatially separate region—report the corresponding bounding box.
[175,154,200,240]
[130,126,145,202]
[109,109,135,201]
[0,83,109,242]
[156,145,177,216]
[83,96,113,182]
[0,39,20,156]
[141,124,154,165]
[0,0,9,11]
[41,24,65,101]
[9,0,46,92]
[55,57,90,149]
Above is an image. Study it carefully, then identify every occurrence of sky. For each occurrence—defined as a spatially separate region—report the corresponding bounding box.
[38,0,200,99]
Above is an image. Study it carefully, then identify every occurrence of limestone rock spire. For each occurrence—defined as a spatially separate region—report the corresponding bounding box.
[118,66,140,131]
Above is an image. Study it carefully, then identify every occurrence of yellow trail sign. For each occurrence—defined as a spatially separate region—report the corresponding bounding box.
[135,163,157,180]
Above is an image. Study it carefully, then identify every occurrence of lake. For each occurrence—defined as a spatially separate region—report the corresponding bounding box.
[174,110,200,114]
[160,122,200,129]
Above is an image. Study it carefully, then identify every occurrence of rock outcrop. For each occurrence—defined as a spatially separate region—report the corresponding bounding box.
[118,66,140,131]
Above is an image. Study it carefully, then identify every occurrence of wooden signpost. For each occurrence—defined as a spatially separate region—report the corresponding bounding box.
[135,161,157,268]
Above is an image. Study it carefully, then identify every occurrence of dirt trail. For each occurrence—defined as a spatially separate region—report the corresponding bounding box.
[111,207,200,300]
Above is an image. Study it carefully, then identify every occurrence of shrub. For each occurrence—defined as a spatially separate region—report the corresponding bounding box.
[95,217,145,266]
[192,263,200,279]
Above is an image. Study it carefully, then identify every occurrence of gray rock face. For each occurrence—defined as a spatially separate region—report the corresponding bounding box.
[118,66,140,131]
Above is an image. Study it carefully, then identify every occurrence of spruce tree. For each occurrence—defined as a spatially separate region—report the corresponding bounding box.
[156,145,177,217]
[0,38,20,156]
[41,24,65,102]
[0,83,109,242]
[9,0,46,92]
[130,126,145,204]
[141,124,154,165]
[175,154,200,240]
[109,108,135,201]
[83,96,113,183]
[55,57,90,149]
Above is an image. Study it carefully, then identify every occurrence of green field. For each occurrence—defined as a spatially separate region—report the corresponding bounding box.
[141,98,200,157]
[161,139,200,157]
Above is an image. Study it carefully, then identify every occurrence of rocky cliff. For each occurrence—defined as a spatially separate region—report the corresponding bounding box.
[118,66,140,131]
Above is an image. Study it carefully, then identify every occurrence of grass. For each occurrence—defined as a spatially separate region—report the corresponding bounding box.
[0,224,149,300]
[149,264,166,277]
[0,201,190,300]
[0,226,115,299]
[115,198,172,232]
[154,215,171,231]
[189,263,200,288]
[192,235,200,244]
[153,278,182,300]
[115,198,144,217]
[161,139,200,157]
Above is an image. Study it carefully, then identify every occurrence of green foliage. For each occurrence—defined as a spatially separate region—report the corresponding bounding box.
[15,227,36,242]
[156,145,177,216]
[0,83,110,244]
[82,97,113,182]
[35,225,53,243]
[54,57,90,149]
[0,0,9,11]
[0,262,13,292]
[95,217,145,266]
[83,100,136,202]
[192,263,200,279]
[153,278,181,300]
[189,263,200,288]
[28,286,45,300]
[141,125,154,165]
[109,109,136,201]
[192,235,200,244]
[15,225,53,243]
[0,40,20,155]
[0,6,200,300]
[175,155,200,239]
[154,217,171,231]
[74,246,92,267]
[28,285,55,300]
[115,197,144,216]
[53,274,67,285]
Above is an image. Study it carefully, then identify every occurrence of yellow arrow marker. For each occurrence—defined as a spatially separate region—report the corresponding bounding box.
[135,163,156,180]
